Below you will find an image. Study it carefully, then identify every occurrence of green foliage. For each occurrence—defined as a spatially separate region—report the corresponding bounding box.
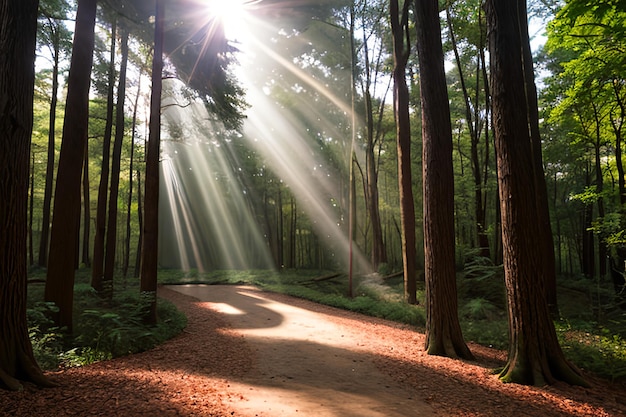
[556,321,626,381]
[27,302,64,369]
[27,280,187,370]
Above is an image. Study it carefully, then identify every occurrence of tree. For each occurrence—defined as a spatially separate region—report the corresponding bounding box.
[36,0,72,267]
[92,19,117,294]
[485,0,588,386]
[0,0,55,390]
[445,0,492,259]
[547,0,626,296]
[140,0,164,325]
[44,0,98,331]
[103,26,130,295]
[390,0,417,304]
[416,0,473,359]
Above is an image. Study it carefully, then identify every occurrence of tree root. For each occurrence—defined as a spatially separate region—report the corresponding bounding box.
[0,349,57,391]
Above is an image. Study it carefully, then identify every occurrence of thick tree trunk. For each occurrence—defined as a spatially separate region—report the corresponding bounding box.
[140,0,164,325]
[519,3,558,315]
[416,0,473,359]
[0,0,55,390]
[92,20,117,293]
[44,0,98,331]
[390,0,417,304]
[486,0,588,386]
[103,28,130,296]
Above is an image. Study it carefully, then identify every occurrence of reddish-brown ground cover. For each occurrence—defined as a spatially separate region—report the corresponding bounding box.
[1,285,625,416]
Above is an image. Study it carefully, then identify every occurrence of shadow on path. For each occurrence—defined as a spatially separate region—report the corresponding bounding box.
[167,285,437,417]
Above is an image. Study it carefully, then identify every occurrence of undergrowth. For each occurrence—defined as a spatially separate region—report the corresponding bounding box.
[27,269,186,370]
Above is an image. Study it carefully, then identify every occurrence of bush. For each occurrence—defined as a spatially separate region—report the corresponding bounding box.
[27,286,187,370]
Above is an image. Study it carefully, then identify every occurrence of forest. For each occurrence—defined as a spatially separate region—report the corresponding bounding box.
[1,0,626,403]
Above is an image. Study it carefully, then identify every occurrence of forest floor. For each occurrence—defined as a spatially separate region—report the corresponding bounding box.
[2,284,626,416]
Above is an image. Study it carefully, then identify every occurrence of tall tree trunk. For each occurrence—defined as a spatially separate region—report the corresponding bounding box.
[611,82,626,206]
[446,4,490,258]
[277,185,284,268]
[582,163,595,277]
[360,11,386,270]
[140,0,164,325]
[390,0,417,304]
[134,170,143,278]
[44,0,98,332]
[29,153,35,266]
[82,140,91,267]
[38,31,61,268]
[591,101,608,279]
[0,0,55,390]
[103,28,129,297]
[416,0,473,359]
[92,19,117,293]
[485,0,587,386]
[519,2,558,314]
[123,71,142,279]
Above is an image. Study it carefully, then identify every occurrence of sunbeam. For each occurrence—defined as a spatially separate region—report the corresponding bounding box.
[159,79,275,271]
[158,2,373,274]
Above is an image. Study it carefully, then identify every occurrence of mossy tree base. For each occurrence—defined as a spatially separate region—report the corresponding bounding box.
[498,351,589,387]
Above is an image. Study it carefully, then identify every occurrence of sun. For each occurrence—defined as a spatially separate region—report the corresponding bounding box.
[205,0,260,42]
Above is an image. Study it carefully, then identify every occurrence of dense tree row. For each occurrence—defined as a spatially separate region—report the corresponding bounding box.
[2,0,624,390]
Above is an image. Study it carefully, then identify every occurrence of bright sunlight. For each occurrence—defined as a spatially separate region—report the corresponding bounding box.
[200,0,261,42]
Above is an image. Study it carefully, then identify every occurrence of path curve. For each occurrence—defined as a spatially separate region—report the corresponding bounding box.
[3,284,625,416]
[168,284,436,417]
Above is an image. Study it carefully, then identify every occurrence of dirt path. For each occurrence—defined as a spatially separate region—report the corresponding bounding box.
[2,284,625,416]
[169,285,435,417]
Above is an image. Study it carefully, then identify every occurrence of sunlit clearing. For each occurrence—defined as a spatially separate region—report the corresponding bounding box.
[159,79,275,271]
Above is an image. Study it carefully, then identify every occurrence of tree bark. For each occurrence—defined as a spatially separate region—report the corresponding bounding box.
[103,28,130,297]
[416,0,473,359]
[140,0,164,325]
[519,1,558,315]
[390,0,417,304]
[92,19,117,293]
[485,0,588,386]
[44,0,98,331]
[0,0,55,390]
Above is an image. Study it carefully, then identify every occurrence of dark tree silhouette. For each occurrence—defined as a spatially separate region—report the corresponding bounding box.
[140,0,165,325]
[92,19,117,294]
[44,0,98,331]
[103,27,130,295]
[0,0,55,390]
